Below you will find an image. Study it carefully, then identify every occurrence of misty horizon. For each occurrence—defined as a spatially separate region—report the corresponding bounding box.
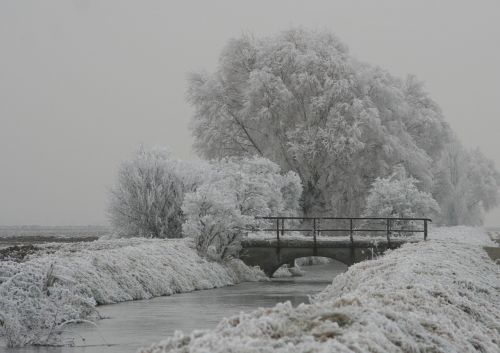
[1,0,499,226]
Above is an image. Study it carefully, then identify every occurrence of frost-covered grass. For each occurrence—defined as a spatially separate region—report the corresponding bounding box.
[0,238,265,347]
[140,227,500,353]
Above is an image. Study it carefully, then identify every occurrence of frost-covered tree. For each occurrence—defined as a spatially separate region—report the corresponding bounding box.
[211,157,302,218]
[187,28,451,216]
[432,141,500,225]
[182,157,302,260]
[108,147,187,238]
[182,182,250,261]
[107,146,301,245]
[363,166,440,219]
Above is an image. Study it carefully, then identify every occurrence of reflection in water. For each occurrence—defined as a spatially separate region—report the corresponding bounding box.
[4,262,346,353]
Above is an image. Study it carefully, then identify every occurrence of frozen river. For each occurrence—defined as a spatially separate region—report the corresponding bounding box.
[4,262,346,353]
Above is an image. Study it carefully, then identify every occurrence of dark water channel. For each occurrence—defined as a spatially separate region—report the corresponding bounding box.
[5,262,346,353]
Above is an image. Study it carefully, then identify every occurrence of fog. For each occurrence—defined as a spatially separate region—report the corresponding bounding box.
[1,0,499,225]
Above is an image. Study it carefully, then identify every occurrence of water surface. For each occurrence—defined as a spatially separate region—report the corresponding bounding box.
[5,262,346,353]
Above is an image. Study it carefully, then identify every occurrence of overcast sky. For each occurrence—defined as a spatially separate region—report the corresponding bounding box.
[1,0,499,226]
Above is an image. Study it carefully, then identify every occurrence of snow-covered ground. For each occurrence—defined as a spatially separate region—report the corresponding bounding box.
[0,225,109,239]
[140,227,500,353]
[0,238,265,347]
[487,228,500,245]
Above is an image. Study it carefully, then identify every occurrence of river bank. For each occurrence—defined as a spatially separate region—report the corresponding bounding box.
[2,262,346,353]
[0,238,265,347]
[140,227,500,353]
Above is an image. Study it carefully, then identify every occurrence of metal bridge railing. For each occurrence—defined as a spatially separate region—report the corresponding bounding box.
[254,216,431,253]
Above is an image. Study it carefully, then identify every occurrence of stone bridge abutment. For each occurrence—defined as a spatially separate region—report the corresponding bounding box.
[240,216,430,277]
[239,238,412,277]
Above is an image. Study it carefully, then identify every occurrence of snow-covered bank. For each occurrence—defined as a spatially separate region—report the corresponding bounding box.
[140,227,500,353]
[0,238,264,347]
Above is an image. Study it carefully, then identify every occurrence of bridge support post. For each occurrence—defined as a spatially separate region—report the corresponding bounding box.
[350,219,354,244]
[386,218,391,247]
[349,218,355,262]
[313,218,318,256]
[424,220,428,240]
[276,219,280,260]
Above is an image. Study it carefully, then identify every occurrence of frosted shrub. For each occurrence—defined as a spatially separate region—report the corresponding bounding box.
[278,171,303,216]
[0,260,97,347]
[363,166,440,233]
[108,147,183,238]
[108,147,211,238]
[107,148,301,248]
[182,157,302,260]
[211,157,302,218]
[0,239,265,347]
[182,183,251,260]
[433,141,500,226]
[173,158,214,194]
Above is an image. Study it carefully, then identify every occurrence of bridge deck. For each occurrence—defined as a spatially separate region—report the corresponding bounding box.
[242,216,429,276]
[243,236,420,248]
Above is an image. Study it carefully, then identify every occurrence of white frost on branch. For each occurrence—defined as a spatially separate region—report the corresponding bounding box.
[187,28,456,218]
[187,27,500,224]
[433,141,500,226]
[107,147,185,238]
[363,165,440,219]
[182,156,302,260]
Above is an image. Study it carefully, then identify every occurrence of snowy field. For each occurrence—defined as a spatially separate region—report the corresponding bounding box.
[0,225,110,239]
[0,226,110,250]
[0,238,265,347]
[140,227,500,353]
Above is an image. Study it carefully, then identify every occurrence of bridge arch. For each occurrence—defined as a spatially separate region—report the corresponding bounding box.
[239,243,381,277]
[269,251,354,278]
[240,215,429,277]
[274,256,348,278]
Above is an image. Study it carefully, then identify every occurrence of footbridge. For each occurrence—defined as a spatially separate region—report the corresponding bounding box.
[239,216,431,277]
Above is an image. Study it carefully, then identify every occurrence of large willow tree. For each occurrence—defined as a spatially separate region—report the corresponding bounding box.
[187,28,495,221]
